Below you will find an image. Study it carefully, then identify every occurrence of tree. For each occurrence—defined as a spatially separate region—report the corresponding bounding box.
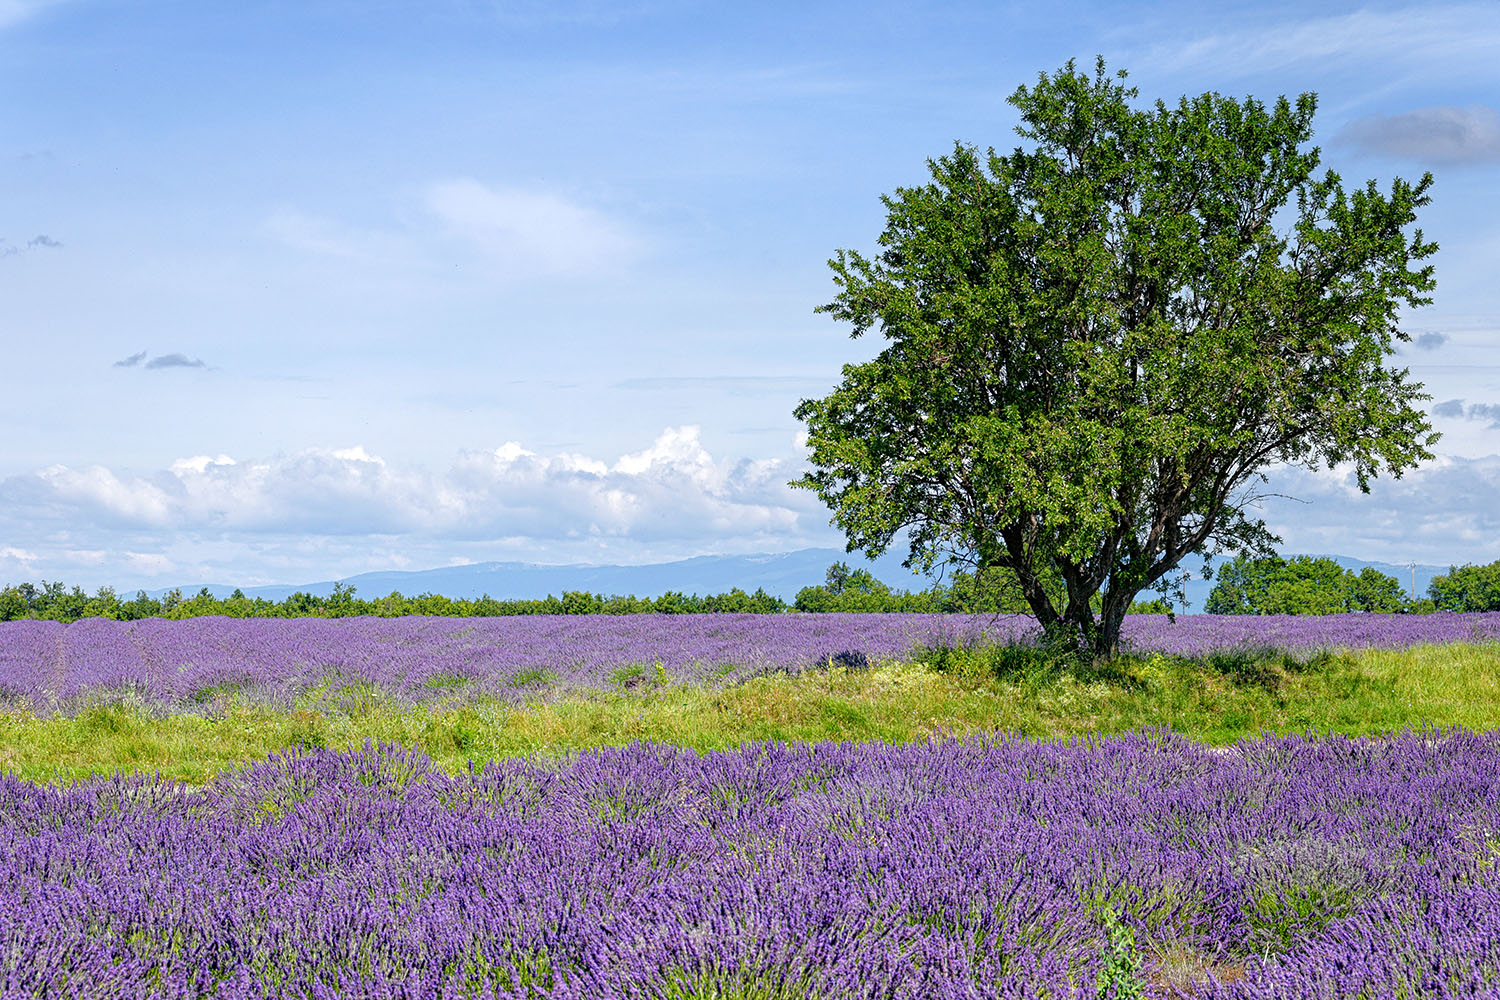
[1347,567,1409,613]
[1204,554,1408,614]
[792,57,1439,660]
[1428,561,1500,612]
[795,561,896,612]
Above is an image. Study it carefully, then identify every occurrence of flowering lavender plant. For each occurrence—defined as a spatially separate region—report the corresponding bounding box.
[1,728,1496,997]
[2,613,1498,715]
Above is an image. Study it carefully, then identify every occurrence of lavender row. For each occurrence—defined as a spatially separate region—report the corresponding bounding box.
[2,613,1499,712]
[2,730,1497,998]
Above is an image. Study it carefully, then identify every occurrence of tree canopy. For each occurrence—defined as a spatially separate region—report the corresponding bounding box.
[1203,555,1411,614]
[793,57,1439,659]
[1426,561,1500,613]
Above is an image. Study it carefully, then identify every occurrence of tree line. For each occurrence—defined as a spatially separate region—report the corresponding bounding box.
[0,562,1153,623]
[1203,555,1500,614]
[7,557,1495,623]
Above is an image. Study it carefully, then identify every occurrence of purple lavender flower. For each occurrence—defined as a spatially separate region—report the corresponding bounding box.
[0,730,1496,997]
[2,612,1498,713]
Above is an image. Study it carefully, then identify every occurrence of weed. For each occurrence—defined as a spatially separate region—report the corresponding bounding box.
[1095,908,1146,1000]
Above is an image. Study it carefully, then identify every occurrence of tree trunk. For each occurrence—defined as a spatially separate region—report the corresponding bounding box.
[1093,592,1131,662]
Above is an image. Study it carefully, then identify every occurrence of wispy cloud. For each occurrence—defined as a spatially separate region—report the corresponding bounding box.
[1414,332,1449,351]
[266,181,639,282]
[112,351,147,368]
[0,0,68,30]
[1337,105,1500,165]
[616,375,834,395]
[1139,4,1500,80]
[426,179,639,278]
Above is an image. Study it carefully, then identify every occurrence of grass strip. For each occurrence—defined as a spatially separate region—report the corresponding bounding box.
[1,641,1496,785]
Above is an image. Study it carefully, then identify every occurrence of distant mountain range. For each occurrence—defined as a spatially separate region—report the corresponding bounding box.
[148,549,1455,611]
[149,549,926,605]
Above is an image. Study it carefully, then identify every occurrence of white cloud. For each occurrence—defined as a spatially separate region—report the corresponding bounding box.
[34,464,176,526]
[170,454,237,476]
[492,441,536,463]
[0,546,38,581]
[329,445,385,466]
[425,178,639,277]
[12,432,1496,589]
[1,428,820,547]
[1262,455,1500,564]
[264,182,639,282]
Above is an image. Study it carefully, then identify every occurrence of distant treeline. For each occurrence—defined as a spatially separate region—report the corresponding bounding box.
[3,557,1498,624]
[1205,555,1500,615]
[0,562,1162,623]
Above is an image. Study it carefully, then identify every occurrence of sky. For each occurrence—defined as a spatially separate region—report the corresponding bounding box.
[2,0,1498,592]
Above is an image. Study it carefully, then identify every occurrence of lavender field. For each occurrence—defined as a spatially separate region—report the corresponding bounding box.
[2,612,1499,714]
[3,730,1498,998]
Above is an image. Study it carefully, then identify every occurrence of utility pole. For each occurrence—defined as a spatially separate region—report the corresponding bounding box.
[1410,561,1416,601]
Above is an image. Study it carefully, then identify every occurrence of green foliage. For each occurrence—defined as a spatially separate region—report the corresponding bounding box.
[792,56,1439,660]
[508,668,555,689]
[1205,555,1414,614]
[1427,561,1500,612]
[0,580,791,623]
[1094,909,1147,1000]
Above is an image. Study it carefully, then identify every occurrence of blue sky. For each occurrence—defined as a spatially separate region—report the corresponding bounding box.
[2,0,1498,590]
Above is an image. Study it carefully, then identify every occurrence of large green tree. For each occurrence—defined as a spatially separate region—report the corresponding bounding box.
[792,58,1439,659]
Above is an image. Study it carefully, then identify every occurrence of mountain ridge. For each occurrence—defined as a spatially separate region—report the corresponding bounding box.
[147,549,1454,611]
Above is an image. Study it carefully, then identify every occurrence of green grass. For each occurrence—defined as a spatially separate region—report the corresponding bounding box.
[1,641,1497,785]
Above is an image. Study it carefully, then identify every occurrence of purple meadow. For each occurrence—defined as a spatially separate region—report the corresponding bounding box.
[1,730,1497,998]
[1,613,1498,714]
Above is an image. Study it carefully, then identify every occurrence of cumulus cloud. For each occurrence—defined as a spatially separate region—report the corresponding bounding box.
[144,353,207,370]
[1413,332,1449,351]
[1337,105,1500,165]
[1432,398,1500,427]
[1261,455,1500,564]
[426,179,638,277]
[0,428,823,547]
[0,546,38,578]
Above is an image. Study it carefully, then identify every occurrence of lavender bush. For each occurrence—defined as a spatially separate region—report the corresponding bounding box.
[2,613,1499,714]
[1,729,1496,997]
